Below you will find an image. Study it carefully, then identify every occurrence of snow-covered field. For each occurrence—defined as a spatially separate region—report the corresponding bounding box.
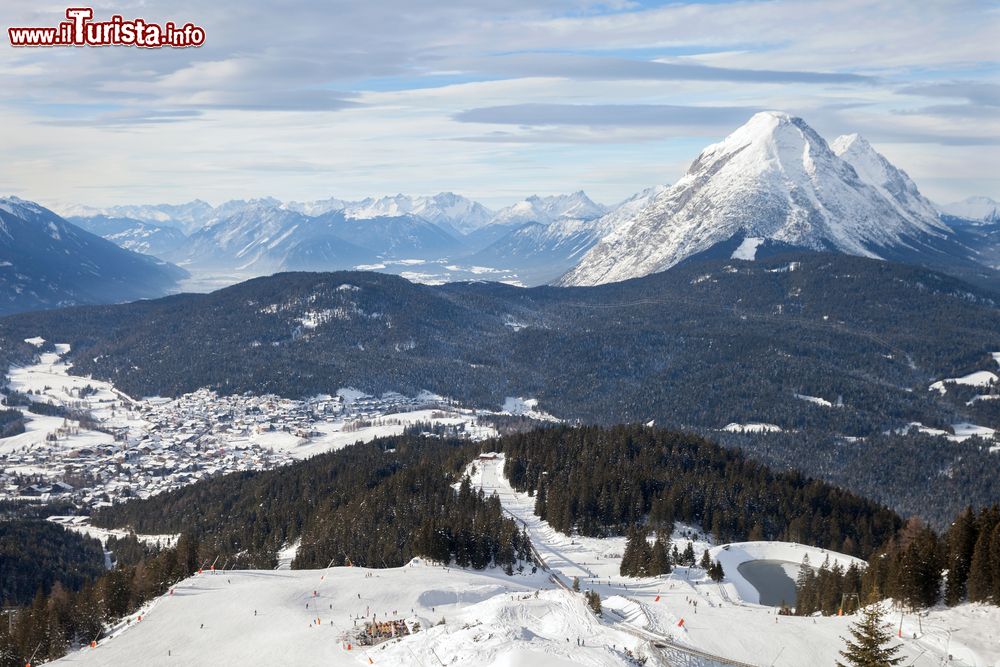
[48,454,1000,667]
[244,407,498,459]
[2,345,147,457]
[721,422,783,434]
[52,562,650,667]
[47,515,178,550]
[470,455,999,667]
[930,370,999,394]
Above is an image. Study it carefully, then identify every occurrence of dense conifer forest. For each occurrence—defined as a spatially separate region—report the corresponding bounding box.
[0,408,24,438]
[2,254,997,437]
[91,435,530,571]
[0,520,106,607]
[2,253,998,526]
[712,430,1000,529]
[500,425,901,558]
[794,505,1000,616]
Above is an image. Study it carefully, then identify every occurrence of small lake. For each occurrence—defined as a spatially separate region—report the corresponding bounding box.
[737,559,799,607]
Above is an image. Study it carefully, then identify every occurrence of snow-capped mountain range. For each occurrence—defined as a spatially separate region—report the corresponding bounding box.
[55,191,616,282]
[468,187,666,283]
[69,215,189,258]
[0,197,186,315]
[560,112,970,286]
[59,200,215,235]
[37,113,1000,289]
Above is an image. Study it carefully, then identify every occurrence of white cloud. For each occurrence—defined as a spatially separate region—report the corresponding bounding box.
[0,0,996,205]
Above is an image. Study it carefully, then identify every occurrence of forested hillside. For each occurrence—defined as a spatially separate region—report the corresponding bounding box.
[500,425,901,558]
[3,251,999,525]
[2,253,997,430]
[0,519,106,607]
[91,427,903,565]
[3,427,999,665]
[91,435,531,572]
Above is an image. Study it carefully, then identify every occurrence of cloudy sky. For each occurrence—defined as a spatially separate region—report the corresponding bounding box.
[1,0,998,208]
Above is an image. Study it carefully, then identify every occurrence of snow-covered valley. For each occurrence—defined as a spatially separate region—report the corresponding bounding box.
[0,337,536,508]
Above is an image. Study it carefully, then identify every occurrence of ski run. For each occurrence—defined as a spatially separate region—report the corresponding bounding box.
[51,454,1000,667]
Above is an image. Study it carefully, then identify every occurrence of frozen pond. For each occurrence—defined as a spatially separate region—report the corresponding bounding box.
[737,559,799,607]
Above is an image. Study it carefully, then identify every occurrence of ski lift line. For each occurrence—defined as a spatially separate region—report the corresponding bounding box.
[630,623,761,667]
[485,460,752,666]
[551,567,757,667]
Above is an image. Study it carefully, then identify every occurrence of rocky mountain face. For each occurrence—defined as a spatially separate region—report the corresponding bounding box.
[560,112,963,286]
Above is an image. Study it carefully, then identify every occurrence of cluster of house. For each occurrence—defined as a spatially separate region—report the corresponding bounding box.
[1,385,458,510]
[1,422,296,509]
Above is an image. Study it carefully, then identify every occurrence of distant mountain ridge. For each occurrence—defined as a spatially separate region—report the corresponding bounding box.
[68,215,189,258]
[58,191,616,282]
[48,118,999,289]
[0,197,186,315]
[469,187,667,284]
[939,196,1000,224]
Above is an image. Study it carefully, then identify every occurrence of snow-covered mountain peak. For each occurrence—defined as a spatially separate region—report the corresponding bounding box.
[0,195,49,218]
[487,191,607,227]
[831,133,945,231]
[939,196,1000,224]
[560,113,960,286]
[682,111,839,195]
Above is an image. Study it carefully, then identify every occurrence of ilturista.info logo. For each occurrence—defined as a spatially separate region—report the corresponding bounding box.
[8,7,205,48]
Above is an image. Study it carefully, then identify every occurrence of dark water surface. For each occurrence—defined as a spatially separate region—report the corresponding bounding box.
[737,559,798,607]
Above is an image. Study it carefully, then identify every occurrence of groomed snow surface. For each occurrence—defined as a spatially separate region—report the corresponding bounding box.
[52,456,1000,666]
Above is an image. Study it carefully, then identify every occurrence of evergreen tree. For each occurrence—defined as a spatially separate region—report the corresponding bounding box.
[682,541,696,567]
[837,604,903,667]
[699,548,712,570]
[990,523,1000,604]
[533,480,547,517]
[649,535,671,576]
[620,527,654,577]
[585,589,602,615]
[795,554,817,615]
[966,526,994,603]
[944,507,977,605]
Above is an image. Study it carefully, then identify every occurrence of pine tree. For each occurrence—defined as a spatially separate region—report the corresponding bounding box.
[649,536,671,576]
[990,523,1000,604]
[585,589,602,615]
[620,528,643,577]
[620,527,655,577]
[699,548,712,570]
[837,604,903,667]
[895,520,941,610]
[944,507,976,605]
[533,481,547,517]
[682,541,696,567]
[795,554,817,615]
[966,527,994,603]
